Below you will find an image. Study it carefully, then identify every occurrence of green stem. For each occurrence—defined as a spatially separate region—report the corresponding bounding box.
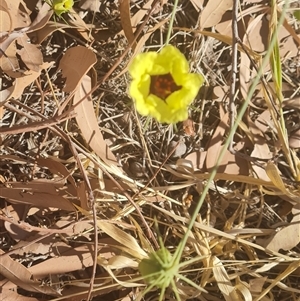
[174,0,290,264]
[165,0,179,45]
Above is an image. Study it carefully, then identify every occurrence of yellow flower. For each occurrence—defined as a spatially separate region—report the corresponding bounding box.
[129,45,204,124]
[52,0,74,16]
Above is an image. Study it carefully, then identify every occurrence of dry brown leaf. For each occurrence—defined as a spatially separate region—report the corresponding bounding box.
[215,4,267,37]
[289,129,300,149]
[97,220,147,259]
[3,204,29,242]
[119,0,136,49]
[73,75,118,167]
[259,205,300,252]
[16,35,43,71]
[249,276,268,294]
[0,287,41,301]
[29,21,71,44]
[27,2,53,33]
[0,39,20,74]
[0,86,15,106]
[265,162,300,204]
[245,11,298,62]
[106,255,138,269]
[114,19,168,80]
[0,250,59,296]
[66,8,92,42]
[205,106,233,171]
[255,108,272,133]
[0,62,53,105]
[59,45,97,92]
[247,117,272,181]
[213,86,227,102]
[126,0,153,29]
[199,0,233,29]
[245,14,268,52]
[7,178,65,194]
[28,245,94,278]
[204,107,248,175]
[0,186,75,211]
[36,157,77,189]
[0,31,25,60]
[77,180,90,210]
[185,150,207,170]
[0,0,24,32]
[212,256,239,301]
[0,0,13,32]
[78,0,100,12]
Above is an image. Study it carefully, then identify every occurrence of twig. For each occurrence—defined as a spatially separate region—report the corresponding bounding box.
[228,0,239,154]
[66,136,98,301]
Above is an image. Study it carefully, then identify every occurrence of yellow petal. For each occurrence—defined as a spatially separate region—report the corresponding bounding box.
[128,45,204,124]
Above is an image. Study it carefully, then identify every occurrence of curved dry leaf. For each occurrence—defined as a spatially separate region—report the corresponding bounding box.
[0,0,13,32]
[289,129,300,149]
[119,0,136,49]
[205,109,228,171]
[79,0,100,12]
[249,276,268,294]
[73,75,118,166]
[0,62,54,104]
[215,5,267,37]
[261,206,300,252]
[27,2,53,33]
[204,108,248,175]
[59,45,97,92]
[248,117,272,181]
[114,19,168,80]
[97,220,147,259]
[246,14,268,52]
[4,204,29,242]
[17,35,43,71]
[265,162,287,194]
[212,256,239,301]
[265,162,300,203]
[0,0,21,32]
[0,250,59,296]
[185,151,207,170]
[107,255,138,269]
[0,31,25,60]
[126,0,153,29]
[66,9,92,42]
[28,245,94,278]
[37,157,77,189]
[246,12,298,59]
[255,109,272,133]
[0,85,15,105]
[29,21,70,44]
[0,39,20,74]
[200,0,233,29]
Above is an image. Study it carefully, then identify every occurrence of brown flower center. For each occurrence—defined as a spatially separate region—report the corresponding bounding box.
[150,73,182,101]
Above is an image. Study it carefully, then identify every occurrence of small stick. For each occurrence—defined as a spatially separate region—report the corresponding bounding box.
[66,136,98,301]
[229,0,239,154]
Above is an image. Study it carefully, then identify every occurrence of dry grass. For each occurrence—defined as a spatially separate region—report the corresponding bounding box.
[0,0,300,300]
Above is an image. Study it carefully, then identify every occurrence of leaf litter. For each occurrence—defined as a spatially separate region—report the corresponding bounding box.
[0,0,300,300]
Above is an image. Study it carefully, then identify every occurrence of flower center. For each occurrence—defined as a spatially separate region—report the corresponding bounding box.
[150,73,182,101]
